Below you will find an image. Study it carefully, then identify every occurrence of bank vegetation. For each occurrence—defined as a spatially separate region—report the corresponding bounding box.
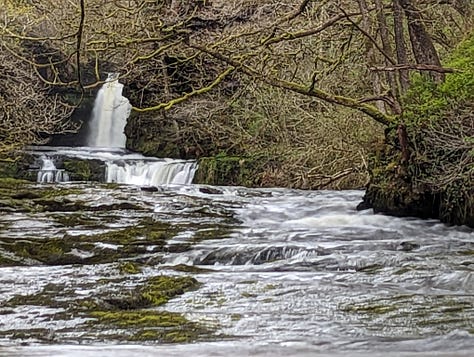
[1,0,473,224]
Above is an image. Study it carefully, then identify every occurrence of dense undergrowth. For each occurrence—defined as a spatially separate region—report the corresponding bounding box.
[363,31,474,227]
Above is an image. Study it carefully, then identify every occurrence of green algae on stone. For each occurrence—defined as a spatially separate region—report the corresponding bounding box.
[118,261,143,275]
[89,309,210,343]
[0,217,183,266]
[167,264,214,274]
[63,159,105,182]
[6,238,82,265]
[84,275,201,311]
[73,218,176,247]
[51,212,102,228]
[0,253,19,267]
[140,275,200,307]
[342,294,474,336]
[84,275,210,343]
[91,310,189,328]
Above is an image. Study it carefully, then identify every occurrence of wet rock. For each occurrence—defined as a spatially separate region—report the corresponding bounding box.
[139,276,200,307]
[11,191,43,200]
[34,197,144,212]
[140,186,160,192]
[63,158,106,182]
[199,186,223,195]
[118,261,142,275]
[89,310,211,342]
[356,199,372,211]
[398,241,420,252]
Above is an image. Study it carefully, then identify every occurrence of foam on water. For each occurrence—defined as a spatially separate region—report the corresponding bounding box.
[1,185,473,355]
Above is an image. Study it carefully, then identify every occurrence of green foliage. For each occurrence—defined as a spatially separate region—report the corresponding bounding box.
[404,31,474,122]
[365,30,474,227]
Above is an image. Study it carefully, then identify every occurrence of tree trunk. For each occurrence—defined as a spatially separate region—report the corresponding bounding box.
[393,0,410,92]
[357,0,386,113]
[398,0,445,82]
[374,0,401,113]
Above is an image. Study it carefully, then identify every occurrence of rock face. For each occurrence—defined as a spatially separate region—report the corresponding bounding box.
[63,158,106,182]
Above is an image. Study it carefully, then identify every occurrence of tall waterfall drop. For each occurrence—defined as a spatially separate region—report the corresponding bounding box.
[87,73,131,148]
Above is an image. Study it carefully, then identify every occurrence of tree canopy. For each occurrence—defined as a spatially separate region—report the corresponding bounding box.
[1,0,472,187]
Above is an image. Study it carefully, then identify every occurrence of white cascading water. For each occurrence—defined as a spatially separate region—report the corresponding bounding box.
[36,72,197,186]
[37,156,70,183]
[106,159,198,186]
[87,73,131,148]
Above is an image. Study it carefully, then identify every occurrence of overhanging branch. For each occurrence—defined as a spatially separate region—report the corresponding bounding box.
[370,64,457,73]
[132,66,235,113]
[191,44,395,126]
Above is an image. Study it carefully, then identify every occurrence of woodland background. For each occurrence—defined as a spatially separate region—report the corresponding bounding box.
[0,0,472,194]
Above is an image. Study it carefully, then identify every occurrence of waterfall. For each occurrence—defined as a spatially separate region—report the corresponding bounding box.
[106,160,198,186]
[37,156,70,183]
[32,148,197,186]
[87,73,131,148]
[33,73,198,186]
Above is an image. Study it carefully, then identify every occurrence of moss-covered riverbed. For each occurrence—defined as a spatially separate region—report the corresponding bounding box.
[0,179,223,344]
[1,179,473,353]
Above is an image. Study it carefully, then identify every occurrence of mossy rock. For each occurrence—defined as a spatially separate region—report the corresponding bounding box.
[90,310,210,342]
[194,155,269,187]
[86,275,208,342]
[63,159,106,181]
[363,31,474,227]
[118,261,143,275]
[140,275,200,306]
[0,154,36,181]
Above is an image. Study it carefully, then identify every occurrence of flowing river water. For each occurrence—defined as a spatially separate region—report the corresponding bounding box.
[0,182,472,356]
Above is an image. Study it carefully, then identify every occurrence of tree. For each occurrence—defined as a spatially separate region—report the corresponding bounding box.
[0,0,470,188]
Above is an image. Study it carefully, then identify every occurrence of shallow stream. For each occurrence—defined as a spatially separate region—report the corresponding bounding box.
[0,183,472,356]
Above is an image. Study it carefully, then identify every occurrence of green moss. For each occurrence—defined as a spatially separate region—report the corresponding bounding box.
[345,303,398,314]
[39,187,84,198]
[0,254,19,267]
[63,159,105,181]
[195,154,270,187]
[364,32,474,227]
[51,213,100,227]
[6,283,68,308]
[0,215,184,266]
[7,238,78,265]
[3,274,212,343]
[404,31,474,122]
[140,275,200,307]
[84,274,211,342]
[75,218,175,246]
[0,154,36,181]
[167,264,214,273]
[0,177,30,188]
[91,310,188,328]
[90,310,209,342]
[118,261,142,275]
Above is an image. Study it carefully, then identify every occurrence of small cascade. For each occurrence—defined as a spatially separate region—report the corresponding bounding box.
[87,73,131,148]
[106,159,197,186]
[37,156,70,183]
[29,147,197,186]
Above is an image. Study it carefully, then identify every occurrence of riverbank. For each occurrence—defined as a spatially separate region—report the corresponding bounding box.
[360,31,474,228]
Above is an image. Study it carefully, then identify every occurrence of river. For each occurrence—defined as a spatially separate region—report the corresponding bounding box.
[0,182,472,356]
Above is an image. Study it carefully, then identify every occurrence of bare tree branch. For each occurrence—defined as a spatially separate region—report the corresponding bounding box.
[370,64,457,73]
